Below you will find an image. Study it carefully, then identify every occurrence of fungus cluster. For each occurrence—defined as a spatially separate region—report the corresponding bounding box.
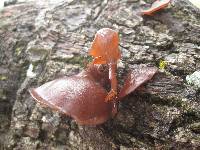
[29,28,157,125]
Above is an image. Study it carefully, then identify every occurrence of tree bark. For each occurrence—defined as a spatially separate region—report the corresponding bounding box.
[0,0,200,149]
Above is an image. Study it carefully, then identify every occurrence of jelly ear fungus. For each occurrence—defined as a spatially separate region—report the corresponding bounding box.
[29,64,157,125]
[141,0,171,15]
[118,66,158,99]
[29,65,115,125]
[89,28,121,101]
[29,28,158,125]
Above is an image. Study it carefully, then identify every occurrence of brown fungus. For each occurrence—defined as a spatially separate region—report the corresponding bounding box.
[29,28,158,125]
[30,65,116,125]
[89,28,121,101]
[141,0,171,15]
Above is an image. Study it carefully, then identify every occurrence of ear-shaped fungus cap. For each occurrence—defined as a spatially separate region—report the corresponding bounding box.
[29,75,114,125]
[141,0,171,15]
[89,28,121,63]
[119,66,158,99]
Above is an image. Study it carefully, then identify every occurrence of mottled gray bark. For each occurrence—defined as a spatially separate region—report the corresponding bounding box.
[0,0,200,149]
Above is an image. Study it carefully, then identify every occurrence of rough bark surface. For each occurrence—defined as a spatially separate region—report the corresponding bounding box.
[0,0,200,149]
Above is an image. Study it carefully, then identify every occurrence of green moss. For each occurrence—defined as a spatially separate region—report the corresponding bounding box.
[28,48,49,63]
[53,55,93,67]
[159,59,167,70]
[15,47,22,56]
[0,89,6,100]
[69,55,92,64]
[14,41,27,57]
[190,122,200,133]
[0,75,7,80]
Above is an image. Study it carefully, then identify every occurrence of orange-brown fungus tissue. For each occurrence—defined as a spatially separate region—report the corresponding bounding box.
[89,28,121,101]
[29,28,158,126]
[141,0,171,15]
[89,28,121,64]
